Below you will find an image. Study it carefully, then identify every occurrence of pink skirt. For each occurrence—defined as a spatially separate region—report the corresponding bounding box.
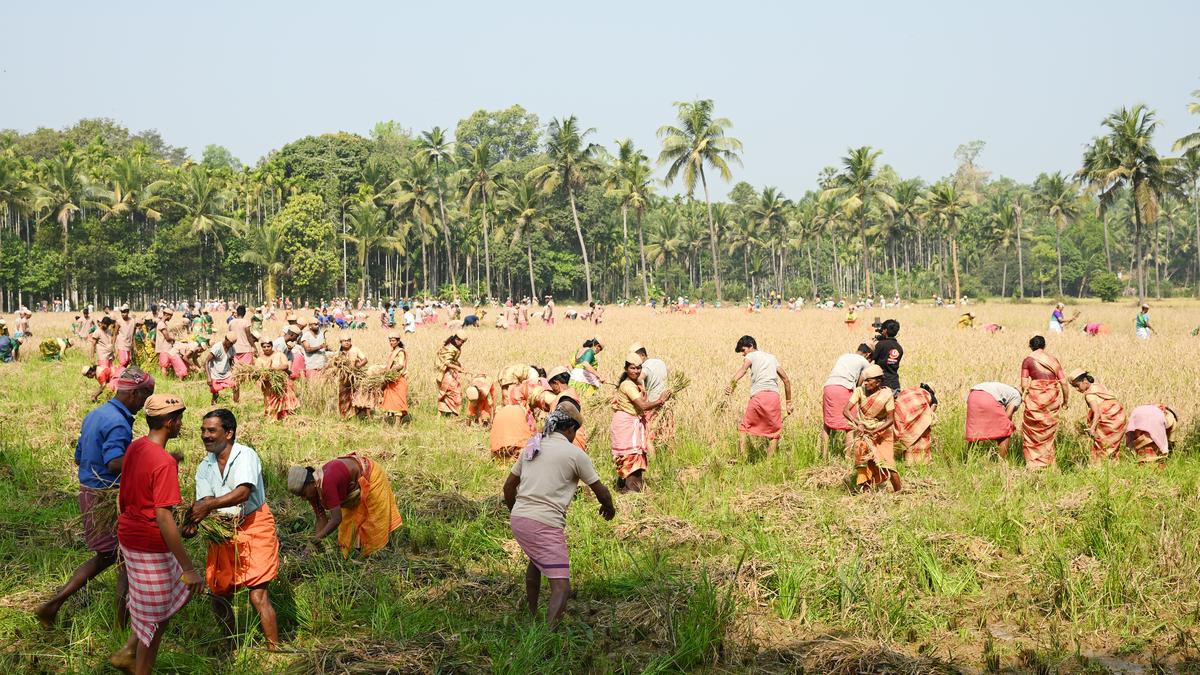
[965,390,1014,442]
[739,390,782,439]
[822,384,854,431]
[510,516,569,579]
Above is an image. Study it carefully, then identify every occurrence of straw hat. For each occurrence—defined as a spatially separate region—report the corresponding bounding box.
[624,351,644,367]
[862,364,884,380]
[547,365,570,380]
[1068,368,1088,382]
[339,333,353,343]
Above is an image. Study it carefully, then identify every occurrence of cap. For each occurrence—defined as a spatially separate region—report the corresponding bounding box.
[628,342,646,354]
[223,332,237,343]
[286,466,310,495]
[558,399,584,426]
[81,365,93,375]
[285,324,302,335]
[624,351,644,367]
[144,393,185,417]
[119,304,130,312]
[387,331,402,340]
[161,307,174,315]
[1068,368,1088,382]
[540,390,557,408]
[527,366,540,382]
[465,385,480,401]
[339,333,353,343]
[547,365,569,380]
[862,364,884,380]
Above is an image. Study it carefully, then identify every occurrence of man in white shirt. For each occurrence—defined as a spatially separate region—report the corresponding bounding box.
[723,335,793,459]
[821,343,872,457]
[402,306,416,333]
[631,343,671,446]
[199,333,239,404]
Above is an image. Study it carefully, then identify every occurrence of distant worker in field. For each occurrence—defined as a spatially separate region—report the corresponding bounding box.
[227,305,256,366]
[503,400,614,629]
[870,319,904,393]
[893,384,938,464]
[820,343,872,458]
[1135,303,1154,340]
[199,333,239,405]
[964,381,1021,458]
[436,331,467,416]
[982,322,1004,335]
[724,335,794,459]
[183,409,280,651]
[1083,322,1109,336]
[843,364,902,493]
[844,306,858,330]
[286,453,403,557]
[1125,404,1179,468]
[957,311,975,328]
[116,305,137,367]
[1019,335,1069,469]
[379,333,410,424]
[568,338,605,396]
[1068,369,1127,464]
[1048,302,1076,333]
[610,351,671,492]
[154,307,188,378]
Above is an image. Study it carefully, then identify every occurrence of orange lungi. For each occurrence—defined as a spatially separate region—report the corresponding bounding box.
[205,504,280,596]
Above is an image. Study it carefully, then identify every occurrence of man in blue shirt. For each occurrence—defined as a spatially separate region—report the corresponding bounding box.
[36,367,155,628]
[185,409,280,650]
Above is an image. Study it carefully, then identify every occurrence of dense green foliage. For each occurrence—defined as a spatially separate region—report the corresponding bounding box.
[3,94,1200,310]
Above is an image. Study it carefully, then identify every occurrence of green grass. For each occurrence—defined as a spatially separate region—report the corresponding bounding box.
[1,354,1199,672]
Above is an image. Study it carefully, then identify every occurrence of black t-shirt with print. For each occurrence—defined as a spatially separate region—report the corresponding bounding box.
[871,338,903,392]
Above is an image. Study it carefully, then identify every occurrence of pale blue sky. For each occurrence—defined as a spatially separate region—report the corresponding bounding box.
[2,1,1197,197]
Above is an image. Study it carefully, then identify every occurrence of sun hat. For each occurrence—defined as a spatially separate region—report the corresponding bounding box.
[1068,369,1089,382]
[144,393,185,417]
[547,365,570,380]
[862,364,884,380]
[624,352,644,367]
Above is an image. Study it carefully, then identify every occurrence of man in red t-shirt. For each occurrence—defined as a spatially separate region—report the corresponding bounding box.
[111,394,202,674]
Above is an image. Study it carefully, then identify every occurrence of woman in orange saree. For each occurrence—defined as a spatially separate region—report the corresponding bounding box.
[842,364,902,492]
[1019,335,1069,469]
[1068,369,1127,463]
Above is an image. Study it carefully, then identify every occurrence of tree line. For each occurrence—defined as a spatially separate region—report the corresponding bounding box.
[2,95,1199,311]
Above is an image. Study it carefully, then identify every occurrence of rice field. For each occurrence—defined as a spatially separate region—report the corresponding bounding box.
[1,300,1199,673]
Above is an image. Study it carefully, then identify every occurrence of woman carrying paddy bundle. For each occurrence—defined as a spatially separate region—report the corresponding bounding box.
[610,351,671,493]
[254,339,299,421]
[379,332,410,424]
[843,364,902,493]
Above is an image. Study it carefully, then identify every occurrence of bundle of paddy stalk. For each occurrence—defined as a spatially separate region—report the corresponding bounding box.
[325,354,366,390]
[357,368,401,393]
[173,505,238,544]
[232,363,289,395]
[81,487,120,531]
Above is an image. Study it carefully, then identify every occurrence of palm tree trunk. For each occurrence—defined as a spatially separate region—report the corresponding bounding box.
[1001,254,1008,298]
[860,213,872,297]
[1193,184,1200,298]
[806,243,816,298]
[1133,197,1146,300]
[1153,217,1162,299]
[637,208,650,302]
[699,170,722,301]
[1103,209,1113,274]
[481,192,493,299]
[1015,205,1025,298]
[620,205,629,300]
[436,180,458,291]
[527,243,537,300]
[1055,225,1063,296]
[567,187,593,303]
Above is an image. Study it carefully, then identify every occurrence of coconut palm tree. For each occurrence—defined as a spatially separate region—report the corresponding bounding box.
[1078,105,1177,299]
[387,156,440,293]
[90,154,170,229]
[747,187,791,294]
[417,127,458,290]
[920,181,975,303]
[501,177,549,299]
[657,99,742,302]
[528,116,601,302]
[236,220,288,302]
[176,165,237,245]
[34,152,91,301]
[344,199,395,301]
[604,139,641,299]
[1033,172,1080,296]
[622,152,657,301]
[820,146,897,297]
[1173,89,1200,155]
[457,143,504,299]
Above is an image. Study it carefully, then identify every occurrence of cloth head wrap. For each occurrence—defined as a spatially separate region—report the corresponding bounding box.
[114,368,155,392]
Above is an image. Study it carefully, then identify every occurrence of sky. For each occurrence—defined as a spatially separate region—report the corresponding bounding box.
[2,1,1198,198]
